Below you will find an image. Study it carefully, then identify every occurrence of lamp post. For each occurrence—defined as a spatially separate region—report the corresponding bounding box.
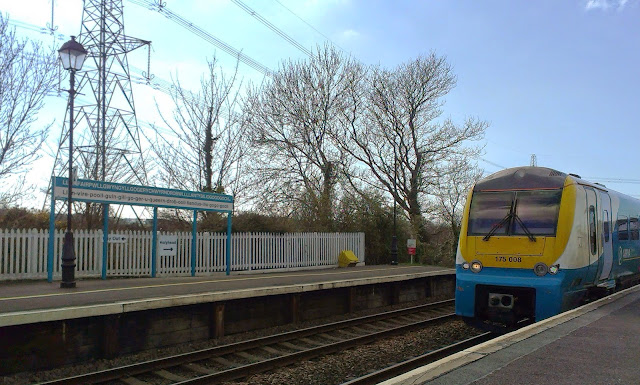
[390,155,398,265]
[58,36,87,289]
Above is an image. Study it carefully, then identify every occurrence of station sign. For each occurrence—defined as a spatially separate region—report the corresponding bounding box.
[108,234,127,244]
[407,239,417,255]
[52,177,233,212]
[158,235,178,257]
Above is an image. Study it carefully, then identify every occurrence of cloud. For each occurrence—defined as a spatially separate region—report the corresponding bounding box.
[341,29,360,40]
[586,0,611,10]
[585,0,632,11]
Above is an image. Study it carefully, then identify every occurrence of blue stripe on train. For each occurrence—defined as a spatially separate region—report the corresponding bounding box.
[455,264,591,321]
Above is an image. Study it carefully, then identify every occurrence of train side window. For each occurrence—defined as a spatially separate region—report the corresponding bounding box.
[617,216,629,241]
[603,210,610,242]
[589,206,596,255]
[631,218,640,241]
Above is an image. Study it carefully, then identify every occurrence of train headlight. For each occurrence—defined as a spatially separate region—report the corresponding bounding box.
[462,262,470,270]
[533,262,548,276]
[470,260,483,273]
[549,264,560,275]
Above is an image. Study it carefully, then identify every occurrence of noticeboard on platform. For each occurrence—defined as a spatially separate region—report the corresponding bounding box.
[53,177,233,212]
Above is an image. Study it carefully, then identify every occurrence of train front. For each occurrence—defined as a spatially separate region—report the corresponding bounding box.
[455,167,577,328]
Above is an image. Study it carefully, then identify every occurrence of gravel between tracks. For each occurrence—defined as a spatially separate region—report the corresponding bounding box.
[229,320,478,385]
[1,298,475,385]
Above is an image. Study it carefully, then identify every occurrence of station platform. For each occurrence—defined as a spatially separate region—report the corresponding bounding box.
[383,283,640,385]
[0,265,453,327]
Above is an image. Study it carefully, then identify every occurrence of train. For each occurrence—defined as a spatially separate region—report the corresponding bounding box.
[455,166,640,329]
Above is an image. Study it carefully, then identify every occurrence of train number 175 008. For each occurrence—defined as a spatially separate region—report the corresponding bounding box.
[495,256,522,263]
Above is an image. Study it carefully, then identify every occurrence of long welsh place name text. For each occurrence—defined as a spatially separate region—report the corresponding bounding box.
[54,186,233,211]
[55,178,232,203]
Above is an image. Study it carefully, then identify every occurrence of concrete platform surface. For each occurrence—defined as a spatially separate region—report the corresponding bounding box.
[382,284,640,385]
[0,265,453,326]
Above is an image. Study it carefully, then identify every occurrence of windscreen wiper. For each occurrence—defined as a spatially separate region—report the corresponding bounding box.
[511,198,536,242]
[512,213,537,242]
[483,199,536,242]
[483,200,515,241]
[482,211,512,241]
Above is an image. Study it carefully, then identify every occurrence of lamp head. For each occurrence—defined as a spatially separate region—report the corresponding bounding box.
[58,36,87,71]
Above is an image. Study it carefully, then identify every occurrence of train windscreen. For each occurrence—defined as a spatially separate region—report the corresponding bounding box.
[467,190,562,236]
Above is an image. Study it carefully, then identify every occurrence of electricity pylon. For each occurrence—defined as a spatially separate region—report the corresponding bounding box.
[49,0,151,225]
[53,0,150,187]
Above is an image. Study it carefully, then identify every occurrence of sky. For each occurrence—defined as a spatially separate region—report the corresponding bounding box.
[0,0,639,208]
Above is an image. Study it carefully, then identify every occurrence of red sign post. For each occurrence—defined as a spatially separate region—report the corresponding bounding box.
[407,239,417,263]
[407,239,416,255]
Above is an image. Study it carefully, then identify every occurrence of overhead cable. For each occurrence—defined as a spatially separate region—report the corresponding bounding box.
[480,158,507,170]
[272,0,346,52]
[126,0,272,76]
[585,178,640,184]
[231,0,312,57]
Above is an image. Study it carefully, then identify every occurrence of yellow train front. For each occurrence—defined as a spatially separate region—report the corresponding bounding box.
[456,166,640,328]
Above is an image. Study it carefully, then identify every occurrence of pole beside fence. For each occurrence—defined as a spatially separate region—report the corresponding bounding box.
[102,204,109,279]
[226,213,232,275]
[191,210,197,277]
[152,207,158,278]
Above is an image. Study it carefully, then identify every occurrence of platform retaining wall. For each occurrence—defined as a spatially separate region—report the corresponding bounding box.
[0,274,455,376]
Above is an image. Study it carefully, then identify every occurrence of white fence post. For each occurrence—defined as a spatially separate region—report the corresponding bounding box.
[0,230,365,280]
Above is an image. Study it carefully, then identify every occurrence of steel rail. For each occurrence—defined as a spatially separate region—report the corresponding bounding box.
[174,313,459,384]
[341,332,495,385]
[37,299,454,385]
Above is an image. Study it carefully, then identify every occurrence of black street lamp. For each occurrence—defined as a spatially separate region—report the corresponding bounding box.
[58,36,87,289]
[390,156,398,265]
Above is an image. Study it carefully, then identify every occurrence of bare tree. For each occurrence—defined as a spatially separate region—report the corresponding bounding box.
[428,157,484,257]
[0,15,58,205]
[336,53,487,243]
[148,56,247,201]
[243,44,364,230]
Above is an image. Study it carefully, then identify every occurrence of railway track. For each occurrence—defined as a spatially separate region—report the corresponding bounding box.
[38,299,459,385]
[341,332,494,385]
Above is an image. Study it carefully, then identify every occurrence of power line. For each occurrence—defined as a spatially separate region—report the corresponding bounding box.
[126,0,272,76]
[231,0,312,57]
[474,158,640,186]
[476,161,640,186]
[585,177,640,185]
[480,158,507,170]
[8,18,220,125]
[271,0,346,52]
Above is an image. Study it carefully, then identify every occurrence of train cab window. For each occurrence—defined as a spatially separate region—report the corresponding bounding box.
[630,218,639,240]
[617,216,629,241]
[511,190,563,235]
[603,210,610,243]
[467,191,513,235]
[589,206,596,255]
[467,190,562,236]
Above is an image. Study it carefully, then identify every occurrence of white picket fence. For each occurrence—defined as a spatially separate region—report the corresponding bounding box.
[0,229,365,281]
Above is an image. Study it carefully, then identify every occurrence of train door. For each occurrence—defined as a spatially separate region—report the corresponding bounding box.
[585,188,600,283]
[598,192,613,281]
